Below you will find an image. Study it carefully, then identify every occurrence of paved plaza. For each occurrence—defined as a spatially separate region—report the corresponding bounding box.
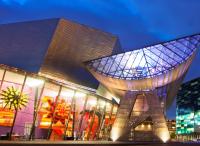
[0,141,199,146]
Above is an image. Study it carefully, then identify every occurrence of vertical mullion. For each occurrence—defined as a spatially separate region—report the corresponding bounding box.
[76,94,88,140]
[107,104,114,140]
[9,73,27,139]
[63,90,76,140]
[0,69,6,91]
[72,92,77,139]
[29,80,46,140]
[87,98,99,140]
[96,101,107,139]
[47,85,62,140]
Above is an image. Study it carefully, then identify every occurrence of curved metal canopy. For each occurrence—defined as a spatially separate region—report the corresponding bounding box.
[86,35,200,80]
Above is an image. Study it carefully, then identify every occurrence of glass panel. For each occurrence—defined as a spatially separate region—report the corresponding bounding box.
[102,57,114,73]
[13,76,44,140]
[95,99,105,139]
[79,95,97,140]
[59,87,74,139]
[4,71,25,84]
[110,105,118,126]
[0,71,25,137]
[108,62,118,75]
[87,35,200,80]
[37,82,60,139]
[102,102,112,140]
[91,60,100,69]
[74,91,87,140]
[0,69,5,82]
[131,50,143,69]
[124,52,137,71]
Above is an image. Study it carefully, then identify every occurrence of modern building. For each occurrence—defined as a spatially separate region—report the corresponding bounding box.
[166,120,176,139]
[0,18,120,141]
[176,77,200,140]
[0,18,199,142]
[86,35,200,142]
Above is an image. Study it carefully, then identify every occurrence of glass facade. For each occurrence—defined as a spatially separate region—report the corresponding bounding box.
[176,77,200,136]
[87,35,200,80]
[0,65,118,141]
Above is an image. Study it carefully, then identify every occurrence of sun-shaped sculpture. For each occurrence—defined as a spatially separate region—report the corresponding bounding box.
[0,86,29,140]
[1,86,28,110]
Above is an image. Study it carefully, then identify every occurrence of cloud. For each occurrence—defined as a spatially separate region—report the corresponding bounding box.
[1,0,200,48]
[1,0,27,5]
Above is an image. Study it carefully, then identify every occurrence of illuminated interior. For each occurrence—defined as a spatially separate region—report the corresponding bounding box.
[176,78,200,137]
[0,18,200,143]
[0,65,118,140]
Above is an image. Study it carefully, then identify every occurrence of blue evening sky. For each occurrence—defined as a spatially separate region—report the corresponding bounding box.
[1,0,200,119]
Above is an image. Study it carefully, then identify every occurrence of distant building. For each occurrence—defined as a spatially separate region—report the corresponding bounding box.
[167,120,176,134]
[176,77,200,140]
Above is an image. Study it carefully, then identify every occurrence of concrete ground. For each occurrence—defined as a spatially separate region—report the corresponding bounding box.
[0,141,199,146]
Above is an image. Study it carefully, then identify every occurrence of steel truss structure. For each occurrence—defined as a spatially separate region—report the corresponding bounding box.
[86,34,200,142]
[87,35,200,80]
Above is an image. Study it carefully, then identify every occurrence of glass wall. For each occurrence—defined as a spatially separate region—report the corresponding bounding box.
[17,76,44,140]
[95,99,106,140]
[0,71,25,139]
[0,66,118,141]
[99,102,113,140]
[74,92,87,140]
[59,87,74,139]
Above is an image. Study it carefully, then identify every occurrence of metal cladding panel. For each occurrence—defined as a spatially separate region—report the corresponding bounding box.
[40,19,121,88]
[0,19,59,72]
[110,91,170,142]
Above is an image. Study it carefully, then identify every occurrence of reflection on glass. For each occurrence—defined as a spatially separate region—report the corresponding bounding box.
[0,69,5,82]
[95,100,105,139]
[74,92,87,140]
[0,71,25,131]
[79,96,97,140]
[21,77,44,140]
[38,82,60,139]
[0,68,118,141]
[59,88,74,138]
